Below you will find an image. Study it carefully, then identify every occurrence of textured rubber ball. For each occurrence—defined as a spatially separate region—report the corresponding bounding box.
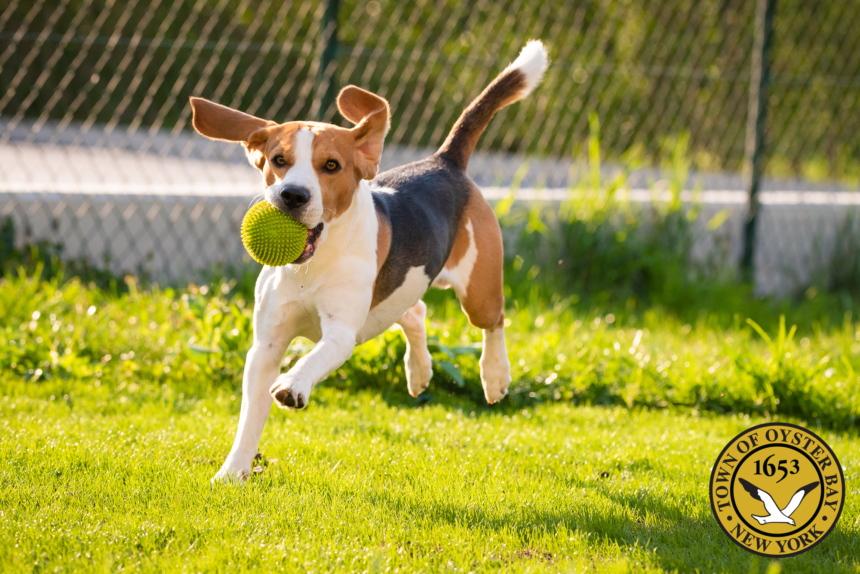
[240,201,307,266]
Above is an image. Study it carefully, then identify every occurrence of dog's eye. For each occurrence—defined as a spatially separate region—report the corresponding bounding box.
[272,155,286,167]
[324,159,340,172]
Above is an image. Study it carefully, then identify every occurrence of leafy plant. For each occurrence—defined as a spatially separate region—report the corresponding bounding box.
[498,117,730,316]
[731,316,833,423]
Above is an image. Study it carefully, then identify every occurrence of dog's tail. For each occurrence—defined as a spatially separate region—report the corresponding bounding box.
[436,40,548,171]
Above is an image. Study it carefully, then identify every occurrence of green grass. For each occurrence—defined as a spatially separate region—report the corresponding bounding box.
[1,272,860,572]
[2,389,859,573]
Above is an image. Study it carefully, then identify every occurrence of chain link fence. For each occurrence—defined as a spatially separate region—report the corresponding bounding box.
[1,0,859,294]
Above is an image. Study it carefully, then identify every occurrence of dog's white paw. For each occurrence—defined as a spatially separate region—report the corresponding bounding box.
[405,346,433,397]
[480,353,511,404]
[270,373,313,410]
[212,456,252,485]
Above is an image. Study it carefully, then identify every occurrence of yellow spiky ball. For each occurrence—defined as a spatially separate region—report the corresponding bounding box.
[240,201,306,266]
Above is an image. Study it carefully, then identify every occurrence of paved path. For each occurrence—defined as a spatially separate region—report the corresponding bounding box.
[2,141,859,209]
[2,118,856,199]
[2,121,858,295]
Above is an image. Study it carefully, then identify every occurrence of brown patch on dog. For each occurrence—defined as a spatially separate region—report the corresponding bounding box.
[308,124,364,220]
[370,212,392,309]
[445,186,506,330]
[190,97,276,178]
[444,207,471,270]
[189,97,274,143]
[374,212,392,274]
[251,123,303,187]
[337,86,390,180]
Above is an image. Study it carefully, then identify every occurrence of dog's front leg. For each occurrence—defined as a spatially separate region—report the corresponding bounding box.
[213,336,290,483]
[213,278,300,483]
[270,317,357,409]
[270,268,373,409]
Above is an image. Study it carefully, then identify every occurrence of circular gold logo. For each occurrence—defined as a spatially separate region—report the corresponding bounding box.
[709,422,845,557]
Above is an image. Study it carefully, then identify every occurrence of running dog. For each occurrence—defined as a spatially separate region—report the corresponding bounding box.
[190,40,548,481]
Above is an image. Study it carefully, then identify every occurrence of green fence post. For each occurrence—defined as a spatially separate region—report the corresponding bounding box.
[741,0,777,285]
[316,0,340,122]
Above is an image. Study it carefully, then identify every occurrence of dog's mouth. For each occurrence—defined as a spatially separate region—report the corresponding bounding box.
[292,223,324,264]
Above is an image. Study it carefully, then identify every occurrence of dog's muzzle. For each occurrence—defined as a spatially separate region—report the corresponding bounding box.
[270,184,322,263]
[279,185,311,210]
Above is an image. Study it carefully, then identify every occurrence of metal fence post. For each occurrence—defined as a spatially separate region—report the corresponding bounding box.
[741,0,777,285]
[316,0,341,122]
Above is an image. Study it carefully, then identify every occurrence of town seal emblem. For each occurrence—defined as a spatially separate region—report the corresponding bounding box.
[709,422,844,557]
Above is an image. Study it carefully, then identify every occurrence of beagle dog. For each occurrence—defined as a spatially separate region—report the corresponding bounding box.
[191,41,548,482]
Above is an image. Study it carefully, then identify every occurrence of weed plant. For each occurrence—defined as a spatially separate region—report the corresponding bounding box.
[2,264,860,429]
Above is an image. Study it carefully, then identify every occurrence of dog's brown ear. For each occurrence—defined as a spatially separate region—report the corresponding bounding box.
[338,86,390,180]
[190,97,274,143]
[338,86,388,125]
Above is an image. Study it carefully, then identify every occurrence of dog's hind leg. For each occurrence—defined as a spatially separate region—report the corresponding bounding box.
[464,284,511,405]
[397,300,433,397]
[476,314,511,404]
[439,189,512,404]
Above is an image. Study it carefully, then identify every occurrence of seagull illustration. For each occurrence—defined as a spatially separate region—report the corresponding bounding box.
[738,478,820,525]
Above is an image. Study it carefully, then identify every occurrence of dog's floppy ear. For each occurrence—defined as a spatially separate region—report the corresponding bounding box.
[190,97,275,143]
[338,86,390,180]
[190,97,275,170]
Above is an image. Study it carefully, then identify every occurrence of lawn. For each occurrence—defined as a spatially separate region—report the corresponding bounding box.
[1,272,859,573]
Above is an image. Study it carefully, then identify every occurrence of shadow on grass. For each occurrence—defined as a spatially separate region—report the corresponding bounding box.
[355,478,860,572]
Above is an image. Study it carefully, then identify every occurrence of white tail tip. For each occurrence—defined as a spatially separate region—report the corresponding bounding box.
[506,40,549,96]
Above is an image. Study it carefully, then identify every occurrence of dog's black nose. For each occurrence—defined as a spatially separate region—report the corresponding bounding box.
[279,185,311,209]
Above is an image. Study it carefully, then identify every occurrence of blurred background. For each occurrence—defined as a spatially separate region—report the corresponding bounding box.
[1,0,859,299]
